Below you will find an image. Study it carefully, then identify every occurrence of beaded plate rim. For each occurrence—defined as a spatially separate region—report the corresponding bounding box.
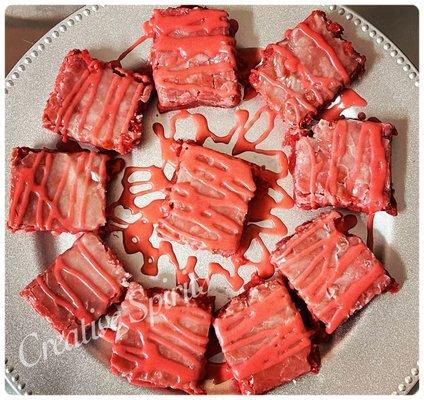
[3,3,419,395]
[4,4,419,94]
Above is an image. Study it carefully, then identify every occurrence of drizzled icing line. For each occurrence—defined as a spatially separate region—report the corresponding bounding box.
[43,49,152,154]
[250,10,366,128]
[294,119,395,214]
[4,4,417,396]
[157,142,256,255]
[5,5,418,98]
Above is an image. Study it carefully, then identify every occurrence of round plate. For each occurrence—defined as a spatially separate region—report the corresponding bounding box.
[5,4,419,395]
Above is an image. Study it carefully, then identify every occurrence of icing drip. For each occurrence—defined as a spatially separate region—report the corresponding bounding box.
[116,24,153,63]
[321,89,367,121]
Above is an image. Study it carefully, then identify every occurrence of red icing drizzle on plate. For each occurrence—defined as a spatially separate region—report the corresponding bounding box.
[321,89,367,121]
[115,22,153,63]
[106,165,169,276]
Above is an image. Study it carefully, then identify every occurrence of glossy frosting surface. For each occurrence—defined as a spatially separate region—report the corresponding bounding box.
[157,142,256,255]
[293,119,395,214]
[250,10,365,127]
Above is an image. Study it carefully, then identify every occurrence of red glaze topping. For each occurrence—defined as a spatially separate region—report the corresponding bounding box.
[20,233,128,344]
[250,10,366,127]
[271,210,392,334]
[148,7,241,111]
[293,118,397,214]
[110,282,212,394]
[214,279,313,394]
[43,49,152,154]
[157,143,256,255]
[8,148,108,234]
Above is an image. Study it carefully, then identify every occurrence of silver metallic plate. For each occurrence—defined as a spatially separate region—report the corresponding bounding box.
[5,4,419,395]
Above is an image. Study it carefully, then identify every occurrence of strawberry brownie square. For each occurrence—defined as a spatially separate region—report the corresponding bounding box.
[148,6,241,111]
[110,282,212,393]
[156,143,256,255]
[20,233,129,344]
[7,147,108,234]
[292,118,397,214]
[250,10,365,128]
[213,279,314,394]
[271,210,393,334]
[43,49,152,154]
